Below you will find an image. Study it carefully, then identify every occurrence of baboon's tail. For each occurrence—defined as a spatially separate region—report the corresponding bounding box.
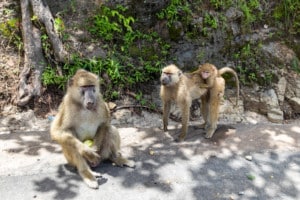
[218,67,240,106]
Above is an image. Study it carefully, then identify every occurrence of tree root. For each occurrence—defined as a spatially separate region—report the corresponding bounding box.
[17,0,68,106]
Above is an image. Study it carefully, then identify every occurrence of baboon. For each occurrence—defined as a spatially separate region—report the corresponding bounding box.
[194,63,239,138]
[50,69,134,189]
[192,63,218,89]
[160,64,207,142]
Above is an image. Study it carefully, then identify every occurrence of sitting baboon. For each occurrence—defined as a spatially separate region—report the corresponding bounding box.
[50,69,134,189]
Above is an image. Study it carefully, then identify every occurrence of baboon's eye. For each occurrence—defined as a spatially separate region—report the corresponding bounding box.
[80,88,85,96]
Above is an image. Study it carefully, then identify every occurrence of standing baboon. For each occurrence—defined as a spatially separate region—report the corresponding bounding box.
[194,63,239,138]
[50,69,134,189]
[160,64,207,142]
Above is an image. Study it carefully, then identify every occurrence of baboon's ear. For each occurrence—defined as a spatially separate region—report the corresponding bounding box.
[178,70,183,77]
[68,77,74,87]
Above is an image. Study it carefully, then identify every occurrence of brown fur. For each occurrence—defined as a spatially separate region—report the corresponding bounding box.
[50,69,134,189]
[160,64,207,142]
[194,63,239,138]
[192,63,218,89]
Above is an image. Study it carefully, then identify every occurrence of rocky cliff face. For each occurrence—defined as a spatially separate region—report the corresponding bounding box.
[100,0,300,122]
[1,0,299,122]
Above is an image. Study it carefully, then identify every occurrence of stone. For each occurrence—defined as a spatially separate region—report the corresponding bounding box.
[276,77,287,103]
[267,108,284,123]
[245,155,252,161]
[261,42,296,64]
[287,97,300,113]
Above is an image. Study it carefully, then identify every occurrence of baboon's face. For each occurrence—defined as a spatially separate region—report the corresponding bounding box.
[199,63,216,79]
[160,65,182,86]
[80,85,97,110]
[69,69,100,111]
[201,70,211,79]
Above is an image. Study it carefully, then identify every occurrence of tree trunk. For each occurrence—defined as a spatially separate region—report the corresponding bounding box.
[17,0,68,106]
[31,0,68,62]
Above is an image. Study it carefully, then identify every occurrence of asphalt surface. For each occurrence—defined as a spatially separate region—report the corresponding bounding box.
[0,121,299,200]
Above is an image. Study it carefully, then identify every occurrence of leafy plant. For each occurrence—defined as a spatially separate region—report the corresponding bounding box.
[233,42,275,86]
[43,4,173,101]
[41,34,51,56]
[135,91,145,105]
[291,57,300,73]
[204,13,218,29]
[238,0,262,31]
[273,0,300,35]
[0,18,22,50]
[89,5,134,41]
[42,53,164,99]
[156,0,192,26]
[54,17,65,36]
[209,0,233,10]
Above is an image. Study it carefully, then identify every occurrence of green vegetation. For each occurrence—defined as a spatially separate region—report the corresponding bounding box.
[273,0,300,35]
[233,42,274,86]
[0,18,22,50]
[239,0,262,30]
[38,0,300,94]
[209,0,233,10]
[2,0,300,101]
[43,5,171,100]
[54,16,69,41]
[204,13,218,29]
[89,5,135,41]
[156,0,192,27]
[291,57,300,73]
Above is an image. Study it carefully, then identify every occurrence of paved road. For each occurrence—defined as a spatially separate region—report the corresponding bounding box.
[0,122,299,200]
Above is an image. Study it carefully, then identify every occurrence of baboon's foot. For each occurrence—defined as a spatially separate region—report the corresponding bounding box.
[111,156,135,168]
[80,170,99,189]
[175,133,186,142]
[204,127,216,139]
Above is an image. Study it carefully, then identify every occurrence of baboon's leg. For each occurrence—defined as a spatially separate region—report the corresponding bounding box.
[97,126,135,168]
[199,93,209,129]
[176,101,191,142]
[205,77,225,138]
[162,100,171,131]
[62,146,100,189]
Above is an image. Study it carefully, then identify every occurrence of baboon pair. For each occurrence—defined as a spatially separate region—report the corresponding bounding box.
[160,63,239,141]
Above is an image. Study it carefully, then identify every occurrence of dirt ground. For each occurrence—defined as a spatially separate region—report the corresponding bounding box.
[0,111,299,200]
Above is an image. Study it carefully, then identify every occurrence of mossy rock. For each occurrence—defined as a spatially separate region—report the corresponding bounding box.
[168,21,184,41]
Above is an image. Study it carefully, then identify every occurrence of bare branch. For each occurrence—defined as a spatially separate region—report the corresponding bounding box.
[31,0,69,62]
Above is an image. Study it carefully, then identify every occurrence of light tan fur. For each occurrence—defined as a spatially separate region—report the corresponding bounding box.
[194,63,239,138]
[192,63,218,89]
[160,64,207,142]
[50,69,134,189]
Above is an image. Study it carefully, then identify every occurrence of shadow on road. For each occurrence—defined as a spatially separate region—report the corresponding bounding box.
[0,122,299,199]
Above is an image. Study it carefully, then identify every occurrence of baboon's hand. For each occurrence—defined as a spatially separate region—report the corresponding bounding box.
[82,146,101,166]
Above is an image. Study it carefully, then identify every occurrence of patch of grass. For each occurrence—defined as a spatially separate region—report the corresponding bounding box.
[156,0,192,27]
[273,0,300,35]
[0,18,22,50]
[234,43,275,86]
